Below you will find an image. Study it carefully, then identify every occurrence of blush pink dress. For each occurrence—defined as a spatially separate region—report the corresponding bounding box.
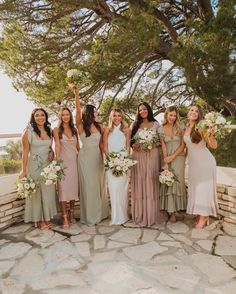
[58,134,79,202]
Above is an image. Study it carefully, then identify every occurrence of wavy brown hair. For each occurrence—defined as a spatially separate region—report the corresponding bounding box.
[162,106,183,136]
[108,109,128,134]
[188,105,203,144]
[58,107,78,139]
[30,108,52,138]
[82,104,101,137]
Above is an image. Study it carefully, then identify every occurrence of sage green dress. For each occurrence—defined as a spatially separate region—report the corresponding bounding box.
[24,125,58,222]
[78,132,109,225]
[158,126,187,213]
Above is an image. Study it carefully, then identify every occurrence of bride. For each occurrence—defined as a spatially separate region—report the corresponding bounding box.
[103,109,131,225]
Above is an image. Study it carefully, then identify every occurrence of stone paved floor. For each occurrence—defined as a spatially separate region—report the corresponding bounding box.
[0,214,236,294]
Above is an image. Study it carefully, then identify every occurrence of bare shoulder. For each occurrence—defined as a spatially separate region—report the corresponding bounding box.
[22,128,28,139]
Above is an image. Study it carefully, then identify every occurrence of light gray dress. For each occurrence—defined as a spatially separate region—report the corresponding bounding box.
[78,132,109,225]
[184,135,218,217]
[159,126,187,213]
[24,125,57,222]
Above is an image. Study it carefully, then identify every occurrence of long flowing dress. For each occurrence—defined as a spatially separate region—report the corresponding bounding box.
[24,125,57,222]
[159,126,187,213]
[58,134,79,202]
[184,134,218,216]
[78,131,109,225]
[107,125,129,225]
[131,121,164,227]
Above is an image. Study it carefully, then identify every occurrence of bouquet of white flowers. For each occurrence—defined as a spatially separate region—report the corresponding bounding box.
[16,176,36,199]
[104,150,137,177]
[66,69,83,85]
[196,112,231,139]
[40,160,65,185]
[134,128,160,150]
[159,169,178,187]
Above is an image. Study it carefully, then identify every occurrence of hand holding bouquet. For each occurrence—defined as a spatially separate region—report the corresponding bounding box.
[134,128,160,150]
[16,176,36,199]
[159,169,178,187]
[104,150,137,177]
[66,69,83,89]
[41,160,65,185]
[196,112,231,139]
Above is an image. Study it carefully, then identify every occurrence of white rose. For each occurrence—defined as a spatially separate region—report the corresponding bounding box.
[67,69,79,77]
[30,183,36,189]
[55,166,61,171]
[215,116,226,125]
[45,179,53,185]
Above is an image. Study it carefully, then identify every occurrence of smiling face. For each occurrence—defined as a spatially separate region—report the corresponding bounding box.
[111,111,122,126]
[166,110,177,125]
[34,110,46,127]
[188,106,200,122]
[61,109,71,124]
[138,104,148,119]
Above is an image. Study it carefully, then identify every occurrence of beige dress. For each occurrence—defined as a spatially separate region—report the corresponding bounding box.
[58,134,79,202]
[184,135,218,216]
[131,121,165,226]
[24,125,57,222]
[78,132,109,225]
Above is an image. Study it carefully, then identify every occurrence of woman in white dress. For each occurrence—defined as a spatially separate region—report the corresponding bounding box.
[103,109,131,225]
[184,105,218,228]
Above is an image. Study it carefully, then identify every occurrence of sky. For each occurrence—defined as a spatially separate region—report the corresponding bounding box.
[0,71,36,135]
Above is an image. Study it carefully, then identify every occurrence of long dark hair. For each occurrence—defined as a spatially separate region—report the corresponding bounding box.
[189,105,203,144]
[82,104,101,137]
[131,102,156,144]
[58,107,78,139]
[30,108,52,138]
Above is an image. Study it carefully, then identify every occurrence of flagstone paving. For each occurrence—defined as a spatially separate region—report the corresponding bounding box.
[0,216,236,294]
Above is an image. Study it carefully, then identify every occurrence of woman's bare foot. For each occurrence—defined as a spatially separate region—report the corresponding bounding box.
[195,216,209,229]
[169,213,176,223]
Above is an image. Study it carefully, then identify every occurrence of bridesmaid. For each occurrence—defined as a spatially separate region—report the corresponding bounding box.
[184,105,218,228]
[130,102,165,227]
[20,108,57,229]
[53,107,80,229]
[103,109,131,225]
[159,106,187,222]
[75,88,109,225]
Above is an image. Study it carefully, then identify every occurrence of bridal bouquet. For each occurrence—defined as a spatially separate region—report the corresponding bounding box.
[196,112,231,139]
[159,169,178,187]
[134,128,160,150]
[104,150,137,177]
[40,160,65,185]
[66,69,83,85]
[16,176,36,199]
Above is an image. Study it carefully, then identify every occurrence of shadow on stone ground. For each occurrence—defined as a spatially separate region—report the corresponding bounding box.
[0,213,236,294]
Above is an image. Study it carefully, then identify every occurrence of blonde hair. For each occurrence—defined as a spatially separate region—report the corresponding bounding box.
[162,106,183,136]
[108,109,128,134]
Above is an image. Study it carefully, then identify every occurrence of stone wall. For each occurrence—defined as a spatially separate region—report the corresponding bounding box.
[217,185,236,236]
[0,172,236,232]
[0,192,25,229]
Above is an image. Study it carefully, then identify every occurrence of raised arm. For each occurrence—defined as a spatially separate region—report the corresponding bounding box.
[19,129,30,178]
[74,88,83,134]
[53,127,61,158]
[207,135,217,149]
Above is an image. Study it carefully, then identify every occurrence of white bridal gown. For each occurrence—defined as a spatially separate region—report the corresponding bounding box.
[107,125,129,225]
